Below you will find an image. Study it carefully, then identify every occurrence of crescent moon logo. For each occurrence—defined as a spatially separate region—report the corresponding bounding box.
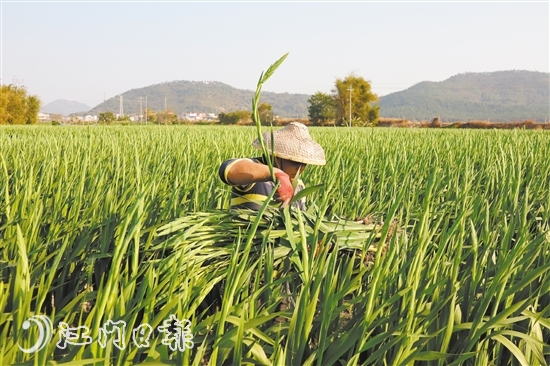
[18,315,53,354]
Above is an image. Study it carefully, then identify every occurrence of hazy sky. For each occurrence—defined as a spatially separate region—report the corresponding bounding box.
[2,1,548,108]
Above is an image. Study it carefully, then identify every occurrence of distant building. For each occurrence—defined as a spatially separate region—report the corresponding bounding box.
[38,113,51,122]
[180,112,218,121]
[182,112,198,121]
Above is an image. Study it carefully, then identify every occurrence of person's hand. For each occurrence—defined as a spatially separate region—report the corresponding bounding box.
[274,170,293,207]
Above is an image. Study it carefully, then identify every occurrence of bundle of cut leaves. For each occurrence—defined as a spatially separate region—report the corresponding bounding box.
[152,202,400,269]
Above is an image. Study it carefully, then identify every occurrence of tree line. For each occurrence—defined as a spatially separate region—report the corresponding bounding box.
[97,110,181,125]
[1,74,380,126]
[0,85,41,125]
[218,103,273,125]
[217,75,380,126]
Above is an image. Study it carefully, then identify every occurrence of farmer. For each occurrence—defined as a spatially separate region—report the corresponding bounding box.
[219,122,326,210]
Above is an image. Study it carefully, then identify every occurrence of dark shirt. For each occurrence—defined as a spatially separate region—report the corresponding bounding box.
[219,157,306,211]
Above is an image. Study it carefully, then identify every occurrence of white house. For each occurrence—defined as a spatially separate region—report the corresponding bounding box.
[38,113,50,122]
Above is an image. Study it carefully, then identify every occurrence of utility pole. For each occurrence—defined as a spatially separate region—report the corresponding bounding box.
[138,97,144,125]
[145,96,147,124]
[119,95,124,118]
[347,86,353,127]
[164,97,167,125]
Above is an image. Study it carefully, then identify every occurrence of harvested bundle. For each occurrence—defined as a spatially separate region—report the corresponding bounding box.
[150,205,405,329]
[153,206,401,268]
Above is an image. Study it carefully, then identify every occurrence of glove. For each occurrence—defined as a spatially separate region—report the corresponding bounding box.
[274,170,293,207]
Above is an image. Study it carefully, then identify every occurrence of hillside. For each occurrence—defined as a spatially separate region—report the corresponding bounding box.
[87,81,310,118]
[41,99,91,116]
[84,71,549,122]
[379,70,549,122]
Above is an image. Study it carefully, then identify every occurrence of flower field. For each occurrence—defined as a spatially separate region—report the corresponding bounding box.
[1,124,549,365]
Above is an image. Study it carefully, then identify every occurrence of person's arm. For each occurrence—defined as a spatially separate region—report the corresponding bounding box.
[219,159,294,206]
[225,159,281,186]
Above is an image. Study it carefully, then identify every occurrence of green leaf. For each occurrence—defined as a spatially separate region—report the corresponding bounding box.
[291,184,325,204]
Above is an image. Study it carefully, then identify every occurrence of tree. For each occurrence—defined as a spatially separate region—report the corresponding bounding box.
[333,75,379,126]
[307,92,335,125]
[145,109,157,124]
[258,102,274,125]
[170,114,180,125]
[0,84,41,125]
[98,111,116,124]
[25,95,41,124]
[156,109,178,125]
[218,110,252,125]
[117,114,131,124]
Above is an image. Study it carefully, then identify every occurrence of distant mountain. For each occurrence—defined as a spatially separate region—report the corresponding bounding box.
[41,99,91,116]
[87,81,310,118]
[85,71,549,121]
[379,70,549,122]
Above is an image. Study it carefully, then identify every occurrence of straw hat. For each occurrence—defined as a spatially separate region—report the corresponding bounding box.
[252,122,326,165]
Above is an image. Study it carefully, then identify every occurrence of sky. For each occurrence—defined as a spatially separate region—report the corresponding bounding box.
[1,1,549,108]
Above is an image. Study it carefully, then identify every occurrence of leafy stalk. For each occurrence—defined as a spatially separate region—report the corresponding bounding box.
[251,53,289,181]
